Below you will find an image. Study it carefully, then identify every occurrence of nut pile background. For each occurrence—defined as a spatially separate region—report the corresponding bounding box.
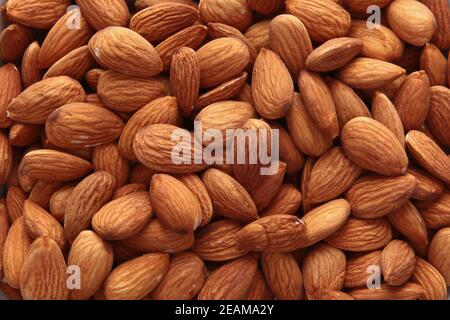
[0,0,449,300]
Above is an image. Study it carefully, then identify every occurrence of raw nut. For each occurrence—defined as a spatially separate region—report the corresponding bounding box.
[0,132,13,185]
[428,227,450,286]
[202,168,258,222]
[286,93,332,157]
[344,0,393,13]
[345,174,417,219]
[193,219,248,261]
[198,0,253,32]
[405,130,450,184]
[68,230,113,300]
[76,0,130,31]
[112,183,147,200]
[28,181,62,210]
[269,14,313,79]
[248,0,284,15]
[9,123,40,147]
[20,237,68,300]
[420,43,447,86]
[427,86,450,147]
[298,71,339,138]
[5,0,69,29]
[338,57,406,90]
[197,37,250,88]
[2,217,32,289]
[411,257,448,300]
[129,164,155,185]
[23,200,65,249]
[381,240,416,286]
[85,68,105,91]
[49,184,75,222]
[302,243,346,299]
[371,91,405,147]
[92,143,130,189]
[394,71,431,131]
[104,253,170,300]
[286,0,351,43]
[408,166,445,201]
[133,124,207,173]
[130,3,199,43]
[45,103,124,149]
[119,97,181,161]
[43,46,95,81]
[306,37,362,72]
[245,270,274,300]
[325,217,392,252]
[422,0,450,50]
[38,10,94,69]
[349,283,425,300]
[0,200,9,279]
[92,192,153,240]
[416,192,450,229]
[5,186,26,222]
[235,215,306,253]
[151,252,207,300]
[341,117,408,176]
[97,70,166,112]
[19,149,92,182]
[348,20,404,62]
[21,41,42,88]
[387,201,429,256]
[64,171,116,242]
[122,219,194,254]
[198,254,258,300]
[150,174,203,233]
[386,0,437,46]
[344,250,382,288]
[88,26,163,78]
[262,252,303,300]
[307,147,361,203]
[170,47,200,117]
[7,76,86,124]
[261,183,303,217]
[270,122,305,175]
[0,24,33,63]
[297,199,351,248]
[249,161,286,211]
[244,20,271,52]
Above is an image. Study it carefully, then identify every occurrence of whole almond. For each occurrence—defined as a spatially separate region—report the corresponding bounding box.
[28,180,62,210]
[112,183,147,200]
[381,240,416,286]
[104,253,169,300]
[408,166,445,201]
[245,270,274,300]
[249,161,286,211]
[416,192,450,229]
[261,183,303,217]
[5,0,69,29]
[198,0,253,32]
[92,143,129,189]
[422,0,450,50]
[344,250,382,288]
[344,0,392,12]
[428,227,450,286]
[85,68,105,91]
[349,283,425,300]
[76,0,130,31]
[244,20,270,52]
[88,27,163,78]
[21,41,42,88]
[411,257,447,300]
[49,184,75,222]
[427,86,450,147]
[9,123,40,147]
[0,132,13,185]
[0,24,33,63]
[43,46,95,81]
[420,43,447,86]
[5,186,26,222]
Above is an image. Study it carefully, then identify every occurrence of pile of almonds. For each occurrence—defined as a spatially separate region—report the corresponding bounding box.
[0,0,449,300]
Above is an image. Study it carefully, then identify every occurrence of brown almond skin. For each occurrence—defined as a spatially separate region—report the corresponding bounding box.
[92,192,153,240]
[262,252,303,300]
[92,143,129,189]
[68,230,113,300]
[198,0,253,32]
[422,0,450,50]
[85,68,105,90]
[428,228,450,286]
[302,243,346,299]
[381,240,416,286]
[0,24,33,63]
[406,130,450,184]
[9,123,40,147]
[0,132,13,185]
[349,283,425,300]
[325,217,392,252]
[306,37,362,72]
[299,71,339,138]
[420,43,447,86]
[344,250,382,288]
[150,174,203,233]
[408,166,445,201]
[76,0,130,31]
[236,215,306,253]
[248,0,284,14]
[307,147,361,203]
[0,63,22,128]
[411,257,447,300]
[21,41,42,88]
[427,86,450,147]
[104,253,170,300]
[44,46,95,81]
[345,174,417,219]
[198,254,258,300]
[5,186,26,222]
[28,181,62,211]
[151,252,207,300]
[416,192,450,230]
[49,184,75,222]
[112,183,147,200]
[245,20,270,52]
[245,270,274,300]
[64,171,116,242]
[0,200,9,279]
[261,183,302,217]
[270,14,312,79]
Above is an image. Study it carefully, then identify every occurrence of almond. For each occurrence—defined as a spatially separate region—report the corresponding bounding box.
[135,0,198,10]
[28,181,61,210]
[104,253,169,300]
[7,76,86,124]
[122,219,194,254]
[405,130,450,184]
[198,0,253,32]
[344,0,393,12]
[9,123,40,147]
[338,57,406,90]
[411,257,447,300]
[76,0,130,31]
[150,174,203,233]
[43,46,95,81]
[0,200,9,279]
[45,103,124,149]
[21,41,42,88]
[381,240,416,286]
[420,43,447,86]
[130,3,199,43]
[151,252,207,300]
[245,270,274,300]
[416,192,450,229]
[261,252,303,300]
[85,68,105,91]
[422,0,450,50]
[345,174,417,219]
[302,243,346,299]
[64,171,116,242]
[286,0,351,42]
[269,122,304,175]
[349,283,425,300]
[88,27,163,78]
[249,161,286,210]
[408,166,445,201]
[68,230,113,300]
[261,183,303,217]
[0,23,33,63]
[112,183,147,200]
[248,0,284,15]
[427,86,450,147]
[20,237,68,300]
[38,9,94,69]
[5,186,26,222]
[92,192,153,240]
[0,131,13,185]
[344,250,382,288]
[387,0,437,46]
[49,184,75,222]
[197,37,250,88]
[244,20,270,52]
[325,217,392,252]
[129,164,155,186]
[5,0,69,29]
[92,143,129,189]
[306,37,362,72]
[428,227,450,286]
